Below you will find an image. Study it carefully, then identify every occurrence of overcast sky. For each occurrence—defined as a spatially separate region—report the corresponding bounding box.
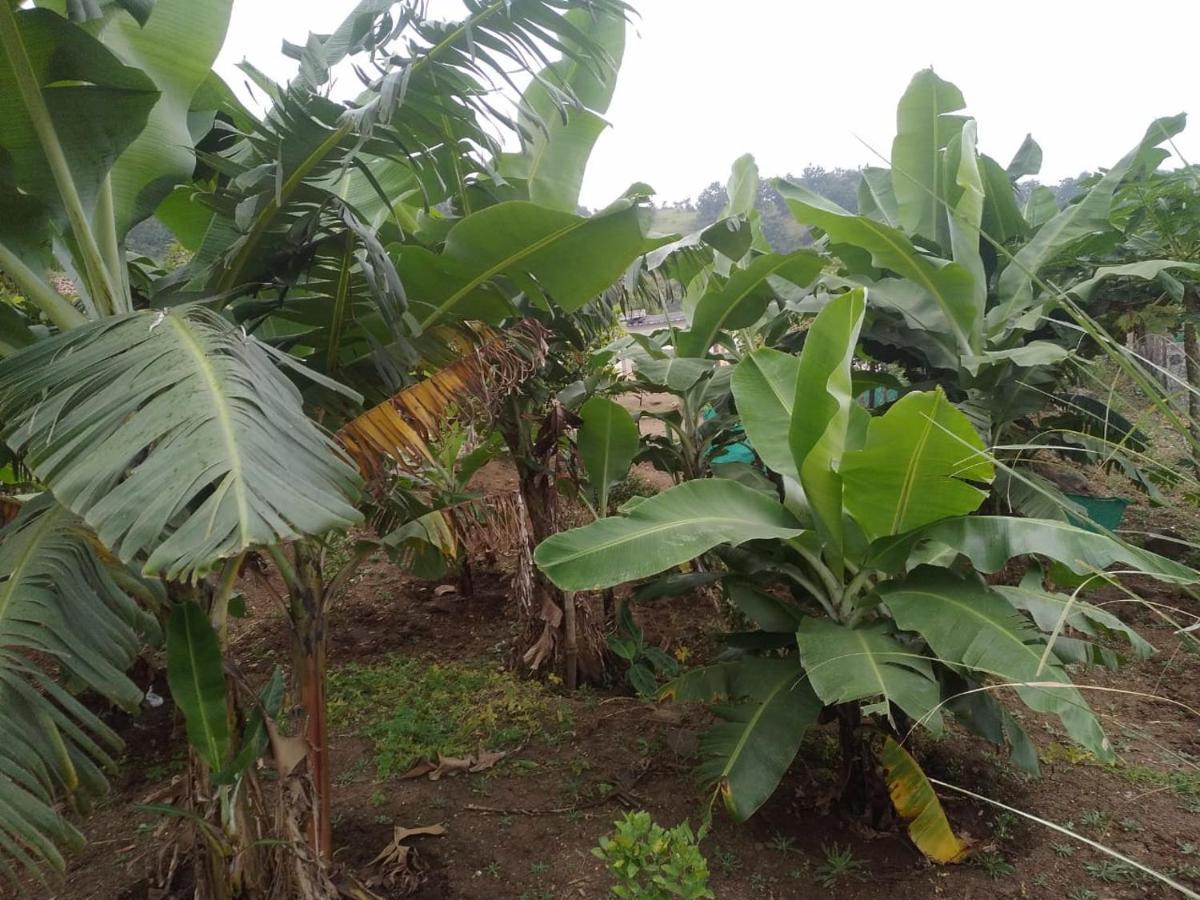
[215,1,1200,208]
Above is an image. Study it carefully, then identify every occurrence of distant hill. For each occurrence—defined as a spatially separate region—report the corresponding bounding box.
[649,166,1091,253]
[649,165,862,252]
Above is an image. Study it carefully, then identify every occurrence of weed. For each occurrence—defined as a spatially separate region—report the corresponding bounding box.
[713,846,741,876]
[144,764,167,782]
[1179,841,1199,856]
[1118,817,1142,833]
[972,852,1015,879]
[636,737,661,757]
[373,814,391,825]
[1118,764,1200,797]
[1080,810,1108,830]
[991,811,1016,841]
[529,861,549,875]
[499,816,514,831]
[748,872,769,893]
[1167,863,1200,880]
[813,842,866,887]
[369,789,386,808]
[1052,842,1077,857]
[767,831,796,853]
[485,862,501,879]
[327,656,553,778]
[1067,890,1098,900]
[1084,860,1138,883]
[560,777,583,800]
[333,757,367,786]
[1040,742,1096,765]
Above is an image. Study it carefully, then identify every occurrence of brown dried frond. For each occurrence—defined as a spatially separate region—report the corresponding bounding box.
[337,320,549,477]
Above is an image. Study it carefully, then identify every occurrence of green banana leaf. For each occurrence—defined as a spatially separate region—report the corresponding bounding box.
[776,182,978,354]
[166,600,229,771]
[46,0,234,236]
[397,199,669,328]
[497,7,625,212]
[665,657,820,821]
[577,395,639,514]
[730,348,801,481]
[0,6,157,316]
[889,68,967,246]
[988,113,1186,335]
[632,355,715,392]
[534,479,804,591]
[881,567,1111,760]
[675,251,822,357]
[788,289,865,564]
[0,496,159,875]
[842,388,993,541]
[796,618,943,732]
[0,307,363,580]
[993,578,1155,661]
[867,515,1197,585]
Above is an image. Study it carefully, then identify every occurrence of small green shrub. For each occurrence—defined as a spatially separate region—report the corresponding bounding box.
[608,603,678,697]
[593,811,714,899]
[607,472,660,515]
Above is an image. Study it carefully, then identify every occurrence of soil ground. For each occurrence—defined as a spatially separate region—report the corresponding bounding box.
[17,554,1200,900]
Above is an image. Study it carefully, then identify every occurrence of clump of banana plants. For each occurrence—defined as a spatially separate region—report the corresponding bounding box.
[534,291,1195,861]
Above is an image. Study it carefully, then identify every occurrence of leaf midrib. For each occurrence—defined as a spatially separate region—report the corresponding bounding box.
[889,398,938,535]
[720,668,793,785]
[892,587,1058,677]
[182,607,223,767]
[691,256,799,351]
[0,503,62,635]
[543,512,796,568]
[167,315,249,546]
[418,213,593,329]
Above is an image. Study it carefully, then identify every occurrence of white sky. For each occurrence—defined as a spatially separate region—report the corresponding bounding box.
[215,0,1200,208]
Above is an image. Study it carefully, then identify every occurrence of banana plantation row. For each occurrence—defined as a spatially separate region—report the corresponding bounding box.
[0,0,1198,897]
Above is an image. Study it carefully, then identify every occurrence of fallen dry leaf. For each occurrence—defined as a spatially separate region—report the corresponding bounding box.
[468,749,507,773]
[368,823,446,893]
[401,746,510,781]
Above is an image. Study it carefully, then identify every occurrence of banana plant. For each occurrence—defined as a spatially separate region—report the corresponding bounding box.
[0,2,359,888]
[774,69,1195,519]
[534,290,1196,860]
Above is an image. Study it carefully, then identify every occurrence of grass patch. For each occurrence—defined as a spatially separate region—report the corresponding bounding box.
[1117,764,1200,796]
[328,655,555,777]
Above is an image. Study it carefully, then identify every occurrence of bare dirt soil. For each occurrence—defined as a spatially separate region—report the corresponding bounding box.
[18,549,1200,900]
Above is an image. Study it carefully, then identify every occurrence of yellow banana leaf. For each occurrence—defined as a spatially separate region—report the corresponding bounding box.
[881,736,970,863]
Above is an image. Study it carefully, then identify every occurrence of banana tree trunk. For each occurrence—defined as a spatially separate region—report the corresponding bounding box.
[287,543,333,862]
[501,399,607,684]
[835,704,894,827]
[174,578,274,900]
[1185,321,1200,447]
